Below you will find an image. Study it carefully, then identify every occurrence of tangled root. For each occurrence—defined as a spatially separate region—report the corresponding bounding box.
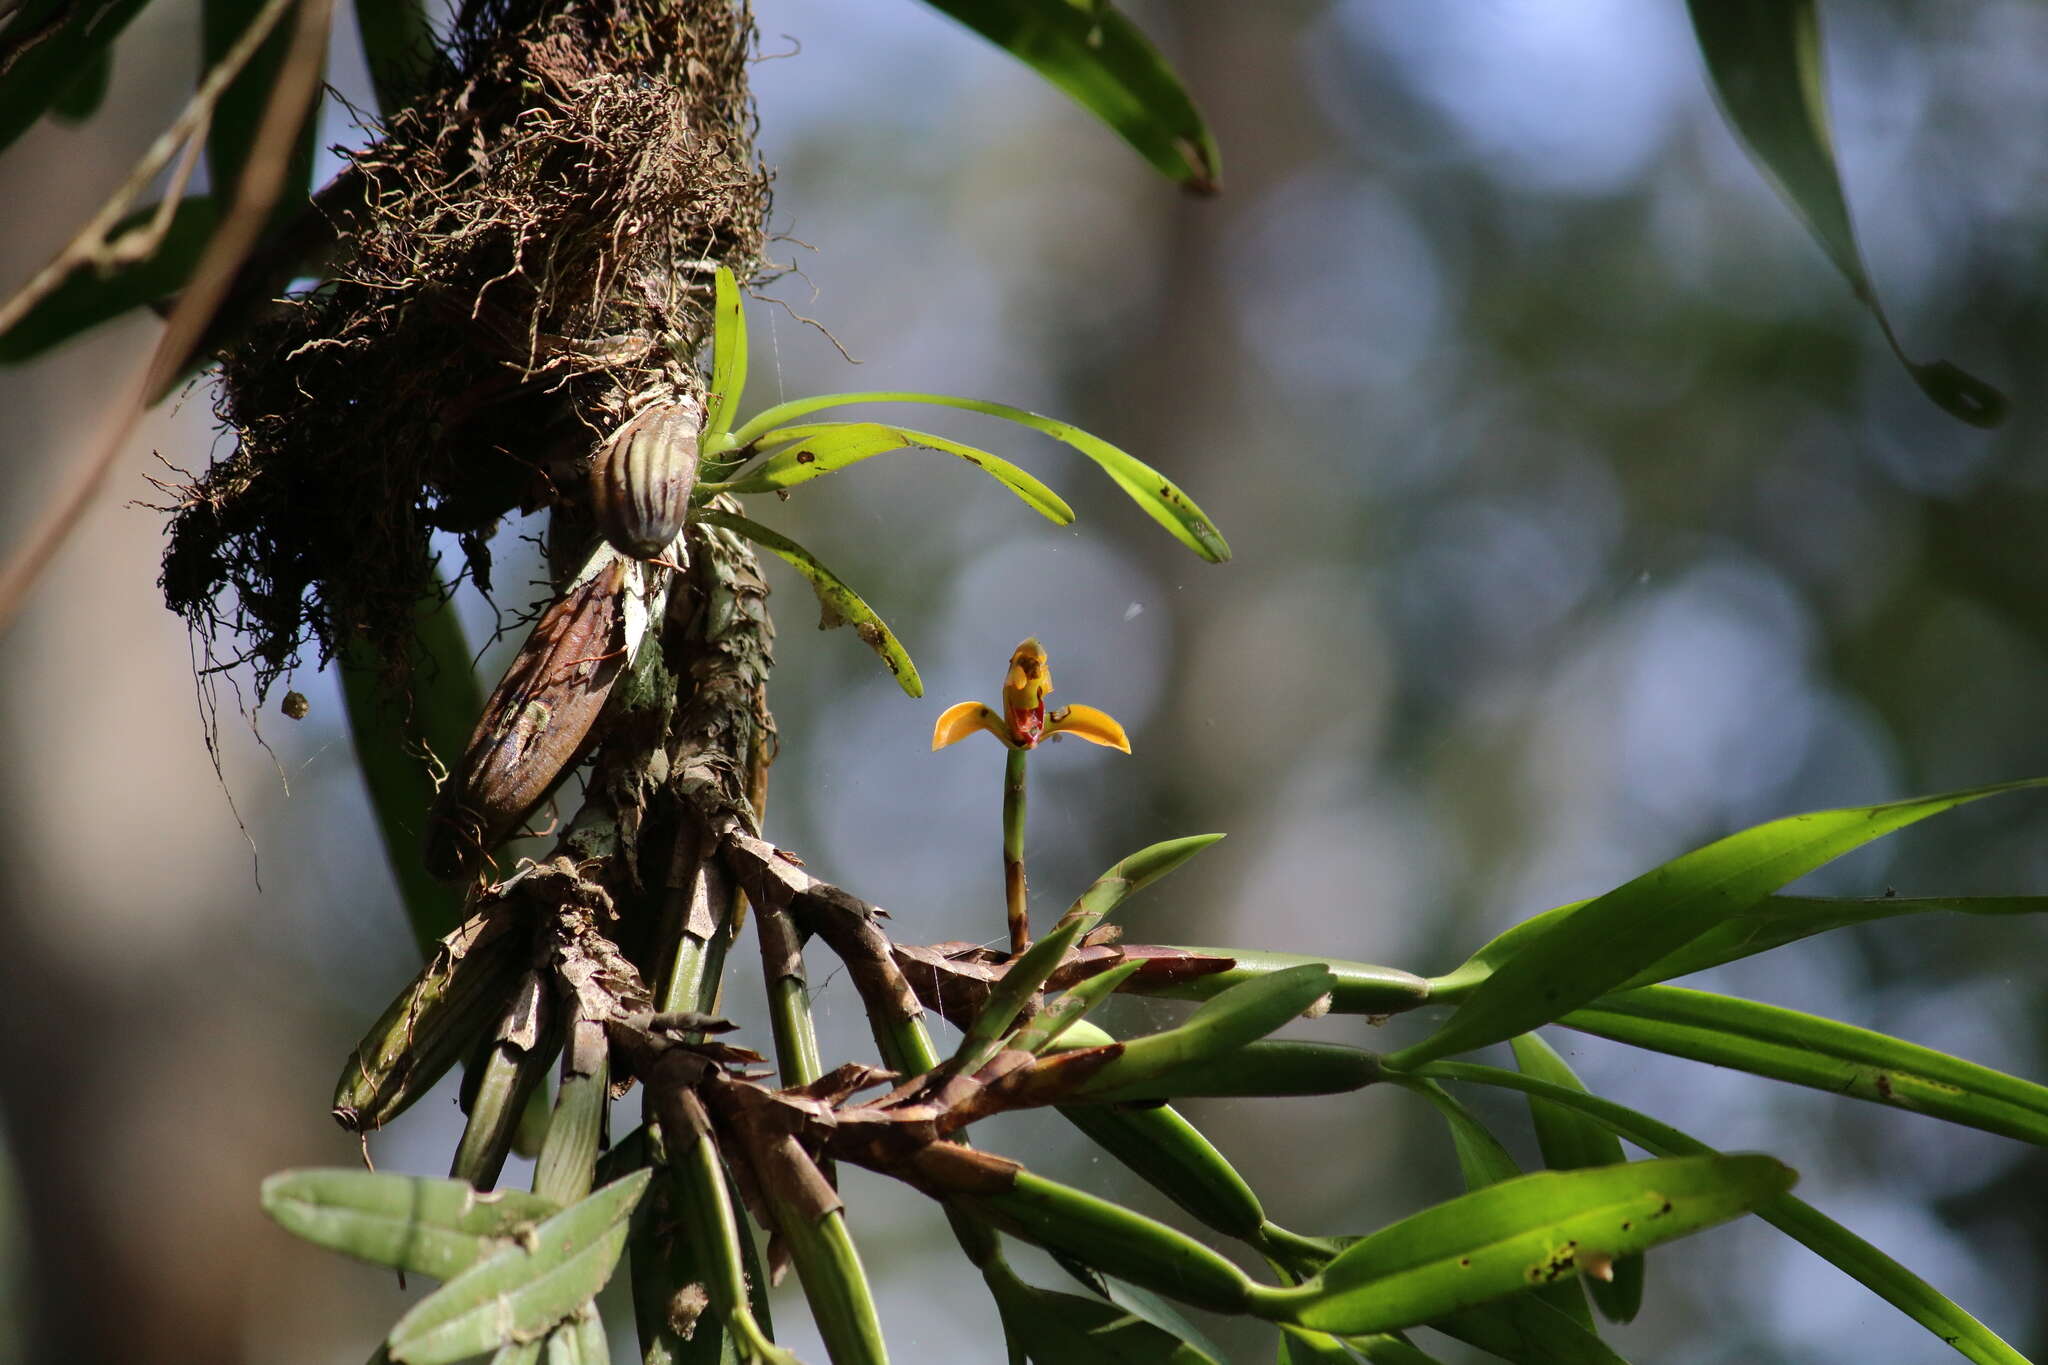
[162,0,769,697]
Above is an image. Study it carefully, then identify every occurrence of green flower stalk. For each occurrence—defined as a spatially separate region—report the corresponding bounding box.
[932,639,1130,956]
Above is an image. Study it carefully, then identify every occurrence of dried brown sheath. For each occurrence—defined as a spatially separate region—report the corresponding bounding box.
[590,401,700,560]
[426,557,630,880]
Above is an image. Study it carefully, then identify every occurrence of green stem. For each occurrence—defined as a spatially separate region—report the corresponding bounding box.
[1003,745,1029,957]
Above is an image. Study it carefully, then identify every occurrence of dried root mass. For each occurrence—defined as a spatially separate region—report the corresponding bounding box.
[160,0,769,698]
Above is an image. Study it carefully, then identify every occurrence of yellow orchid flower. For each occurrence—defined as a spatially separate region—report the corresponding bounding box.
[931,638,1131,753]
[932,639,1129,957]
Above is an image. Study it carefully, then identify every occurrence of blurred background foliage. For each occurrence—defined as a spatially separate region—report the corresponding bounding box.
[2,0,2046,1360]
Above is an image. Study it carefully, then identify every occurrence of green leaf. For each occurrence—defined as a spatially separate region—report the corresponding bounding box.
[0,197,220,365]
[49,49,112,122]
[1392,777,2048,1068]
[354,0,435,114]
[0,0,154,152]
[728,392,1229,563]
[1623,894,2048,990]
[986,1263,1219,1363]
[1261,1156,1793,1336]
[1069,1036,1383,1104]
[1059,1102,1265,1241]
[1134,948,1431,1015]
[1406,1080,1596,1333]
[1421,1061,2031,1365]
[204,0,321,232]
[714,421,1075,525]
[956,1170,1256,1315]
[386,1170,649,1365]
[1074,964,1337,1096]
[261,1168,558,1281]
[1017,962,1141,1055]
[703,266,749,444]
[956,914,1098,1067]
[1686,0,2005,427]
[916,0,1218,192]
[1430,1294,1630,1365]
[1276,1325,1356,1364]
[1050,1254,1234,1363]
[1565,986,2048,1148]
[341,584,482,955]
[1348,1335,1445,1365]
[695,508,921,697]
[1509,1036,1644,1324]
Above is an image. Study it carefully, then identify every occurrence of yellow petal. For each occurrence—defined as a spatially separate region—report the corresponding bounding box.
[932,701,1008,750]
[1045,704,1130,753]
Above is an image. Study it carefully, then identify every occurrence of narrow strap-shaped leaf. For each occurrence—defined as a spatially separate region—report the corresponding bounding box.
[952,1169,1257,1315]
[386,1170,651,1365]
[1073,964,1337,1097]
[916,0,1218,192]
[1432,892,2048,1004]
[341,584,482,954]
[354,0,435,114]
[1391,777,2048,1068]
[1252,1156,1794,1336]
[703,266,749,444]
[727,392,1228,563]
[955,916,1096,1071]
[1429,1294,1631,1365]
[1133,947,1431,1015]
[1509,1035,1644,1324]
[1564,985,2048,1148]
[1420,1061,2030,1365]
[1402,1079,1597,1332]
[984,1258,1219,1363]
[1015,962,1140,1054]
[0,196,220,365]
[1051,1258,1233,1364]
[48,48,111,121]
[204,0,321,234]
[1686,0,2004,427]
[1058,1102,1266,1241]
[781,1208,890,1365]
[0,0,155,151]
[695,508,921,697]
[1349,1335,1447,1365]
[1067,1034,1383,1104]
[712,421,1075,524]
[260,1169,557,1281]
[1623,894,2048,991]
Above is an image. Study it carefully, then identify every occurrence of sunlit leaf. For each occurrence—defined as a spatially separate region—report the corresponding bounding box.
[1510,1035,1644,1324]
[1423,1061,2030,1365]
[1267,1156,1793,1336]
[1070,1037,1381,1103]
[695,508,921,697]
[1392,777,2048,1068]
[386,1170,649,1365]
[728,391,1229,563]
[260,1168,557,1281]
[1566,986,2048,1148]
[1407,1079,1595,1332]
[1686,0,2004,427]
[703,265,748,444]
[916,0,1219,192]
[0,197,218,364]
[1074,963,1336,1096]
[714,421,1074,524]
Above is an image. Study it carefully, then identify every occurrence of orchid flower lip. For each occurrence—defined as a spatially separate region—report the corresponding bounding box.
[930,640,1132,754]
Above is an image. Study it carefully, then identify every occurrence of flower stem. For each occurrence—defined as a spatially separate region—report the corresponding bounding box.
[1003,745,1029,956]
